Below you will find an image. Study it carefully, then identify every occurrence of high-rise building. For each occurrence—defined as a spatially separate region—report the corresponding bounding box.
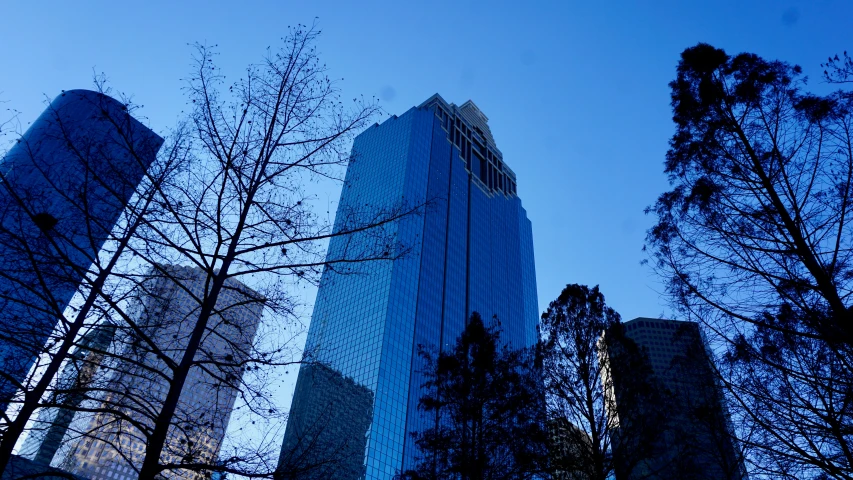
[0,90,163,411]
[606,318,746,480]
[52,265,264,480]
[278,94,539,479]
[548,417,592,480]
[20,321,117,466]
[277,363,374,480]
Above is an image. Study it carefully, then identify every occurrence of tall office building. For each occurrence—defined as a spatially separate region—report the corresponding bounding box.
[606,318,746,480]
[20,321,116,466]
[548,417,592,480]
[0,90,162,411]
[278,94,539,479]
[53,265,264,480]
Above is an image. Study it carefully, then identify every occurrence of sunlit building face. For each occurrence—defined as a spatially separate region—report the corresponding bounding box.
[279,94,539,479]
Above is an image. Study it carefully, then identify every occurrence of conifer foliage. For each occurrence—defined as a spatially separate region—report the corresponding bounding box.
[647,43,853,478]
[399,313,548,480]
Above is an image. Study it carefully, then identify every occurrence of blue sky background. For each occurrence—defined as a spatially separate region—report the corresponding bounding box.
[2,0,852,321]
[2,0,853,448]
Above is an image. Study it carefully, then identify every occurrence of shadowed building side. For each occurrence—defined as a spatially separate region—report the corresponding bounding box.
[0,89,163,411]
[549,417,592,480]
[605,318,746,480]
[277,363,373,480]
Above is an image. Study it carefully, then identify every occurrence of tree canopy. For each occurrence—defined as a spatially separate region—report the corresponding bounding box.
[399,312,548,480]
[540,284,667,480]
[647,43,853,479]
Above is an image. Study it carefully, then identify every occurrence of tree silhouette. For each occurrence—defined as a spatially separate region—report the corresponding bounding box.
[398,312,548,480]
[540,284,665,480]
[822,51,853,84]
[646,43,853,478]
[0,23,419,480]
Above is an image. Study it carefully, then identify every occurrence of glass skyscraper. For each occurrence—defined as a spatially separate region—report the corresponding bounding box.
[278,94,538,479]
[0,90,162,411]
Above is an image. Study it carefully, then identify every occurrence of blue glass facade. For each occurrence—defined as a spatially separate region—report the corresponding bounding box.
[280,94,538,479]
[0,90,162,411]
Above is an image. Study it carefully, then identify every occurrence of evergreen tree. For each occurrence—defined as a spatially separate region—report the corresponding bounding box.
[399,313,548,480]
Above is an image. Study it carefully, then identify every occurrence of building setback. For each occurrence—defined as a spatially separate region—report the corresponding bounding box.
[0,90,162,411]
[52,265,264,480]
[278,94,539,479]
[607,317,746,480]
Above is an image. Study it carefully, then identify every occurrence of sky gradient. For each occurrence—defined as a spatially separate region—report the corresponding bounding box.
[2,0,852,438]
[3,1,851,320]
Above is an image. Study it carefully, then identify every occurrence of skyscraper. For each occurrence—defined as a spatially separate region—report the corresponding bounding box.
[0,90,163,411]
[52,265,264,480]
[278,94,539,479]
[19,321,116,466]
[548,417,592,480]
[606,318,746,480]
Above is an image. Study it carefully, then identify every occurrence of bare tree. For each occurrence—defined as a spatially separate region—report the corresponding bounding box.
[1,22,419,480]
[823,51,853,84]
[94,23,415,479]
[646,43,853,478]
[0,94,19,154]
[540,284,666,480]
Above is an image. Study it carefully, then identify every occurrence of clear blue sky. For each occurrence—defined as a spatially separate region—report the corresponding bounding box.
[1,0,850,321]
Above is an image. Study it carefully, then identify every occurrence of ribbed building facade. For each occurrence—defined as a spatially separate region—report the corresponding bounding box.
[278,94,538,479]
[0,90,162,411]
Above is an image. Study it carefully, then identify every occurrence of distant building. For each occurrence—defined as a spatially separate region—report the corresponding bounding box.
[0,90,162,412]
[53,265,264,480]
[548,417,591,480]
[277,94,539,479]
[20,321,116,465]
[605,317,746,480]
[0,454,83,480]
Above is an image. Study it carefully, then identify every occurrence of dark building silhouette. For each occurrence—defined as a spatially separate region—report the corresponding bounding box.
[278,94,539,478]
[548,417,591,480]
[0,454,83,480]
[277,363,373,480]
[0,90,162,411]
[606,318,746,480]
[19,321,116,466]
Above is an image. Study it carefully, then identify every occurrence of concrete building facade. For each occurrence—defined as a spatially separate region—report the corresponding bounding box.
[52,265,263,480]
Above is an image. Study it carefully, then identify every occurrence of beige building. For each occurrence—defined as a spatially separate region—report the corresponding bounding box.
[51,265,263,480]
